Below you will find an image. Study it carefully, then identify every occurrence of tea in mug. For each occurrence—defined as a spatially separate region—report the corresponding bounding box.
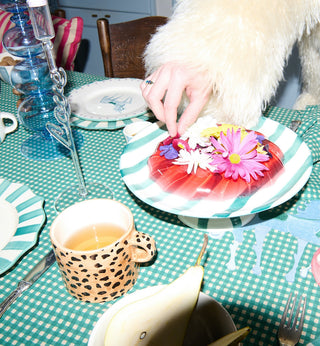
[64,223,125,251]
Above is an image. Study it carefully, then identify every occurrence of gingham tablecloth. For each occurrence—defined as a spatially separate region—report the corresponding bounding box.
[0,71,320,345]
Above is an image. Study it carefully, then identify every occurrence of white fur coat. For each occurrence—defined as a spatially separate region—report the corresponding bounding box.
[144,0,320,127]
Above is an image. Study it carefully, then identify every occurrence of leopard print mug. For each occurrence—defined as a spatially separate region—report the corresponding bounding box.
[50,199,156,303]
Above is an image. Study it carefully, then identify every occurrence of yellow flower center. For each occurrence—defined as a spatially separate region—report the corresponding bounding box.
[229,153,241,164]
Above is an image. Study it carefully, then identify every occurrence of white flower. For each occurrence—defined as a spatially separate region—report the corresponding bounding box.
[173,149,217,174]
[182,116,218,149]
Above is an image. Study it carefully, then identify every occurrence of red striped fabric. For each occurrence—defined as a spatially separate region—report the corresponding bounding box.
[0,10,83,71]
[0,11,14,52]
[52,15,83,71]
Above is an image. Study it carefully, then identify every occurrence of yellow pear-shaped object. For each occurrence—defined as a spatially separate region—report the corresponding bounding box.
[104,235,208,346]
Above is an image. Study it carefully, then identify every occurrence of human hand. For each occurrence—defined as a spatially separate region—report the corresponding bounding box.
[140,63,212,137]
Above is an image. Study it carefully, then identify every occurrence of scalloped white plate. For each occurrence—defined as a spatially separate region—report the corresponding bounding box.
[68,78,148,123]
[0,178,46,275]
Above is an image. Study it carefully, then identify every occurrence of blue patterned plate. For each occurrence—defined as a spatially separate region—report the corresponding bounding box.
[120,117,312,220]
[68,78,148,122]
[0,179,45,275]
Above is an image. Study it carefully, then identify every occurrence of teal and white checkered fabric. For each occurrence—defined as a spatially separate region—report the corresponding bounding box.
[0,73,320,345]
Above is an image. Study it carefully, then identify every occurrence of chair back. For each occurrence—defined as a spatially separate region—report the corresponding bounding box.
[97,16,167,79]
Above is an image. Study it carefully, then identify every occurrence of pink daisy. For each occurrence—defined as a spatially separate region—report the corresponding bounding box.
[209,128,270,182]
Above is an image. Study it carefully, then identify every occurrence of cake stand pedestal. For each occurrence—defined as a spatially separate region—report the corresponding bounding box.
[178,214,255,234]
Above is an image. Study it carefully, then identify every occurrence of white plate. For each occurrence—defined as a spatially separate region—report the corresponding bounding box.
[70,112,152,130]
[68,78,148,122]
[120,117,312,219]
[0,179,45,274]
[88,286,236,346]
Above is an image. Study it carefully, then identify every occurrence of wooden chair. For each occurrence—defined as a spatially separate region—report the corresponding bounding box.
[53,9,66,18]
[97,16,167,79]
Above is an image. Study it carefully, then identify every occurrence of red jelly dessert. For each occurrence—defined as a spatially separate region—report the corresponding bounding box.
[148,124,284,200]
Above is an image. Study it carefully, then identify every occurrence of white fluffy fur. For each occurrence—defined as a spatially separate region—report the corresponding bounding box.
[294,22,320,109]
[144,0,320,127]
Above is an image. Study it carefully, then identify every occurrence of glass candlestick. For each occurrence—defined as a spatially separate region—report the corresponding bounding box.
[27,0,114,213]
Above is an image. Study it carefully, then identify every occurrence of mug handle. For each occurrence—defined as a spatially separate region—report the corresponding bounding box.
[129,231,156,263]
[0,112,18,134]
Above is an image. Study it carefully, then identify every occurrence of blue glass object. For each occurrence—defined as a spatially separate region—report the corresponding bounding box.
[0,0,81,160]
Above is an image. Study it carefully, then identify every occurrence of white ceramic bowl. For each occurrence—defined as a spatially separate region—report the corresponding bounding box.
[123,120,152,142]
[0,52,21,85]
[88,286,236,346]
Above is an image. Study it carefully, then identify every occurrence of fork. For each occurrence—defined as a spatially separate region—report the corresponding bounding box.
[277,293,307,346]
